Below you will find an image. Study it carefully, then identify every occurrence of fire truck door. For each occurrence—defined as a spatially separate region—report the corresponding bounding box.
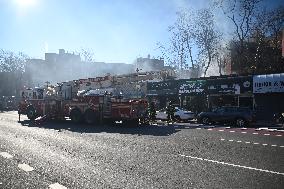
[103,96,111,117]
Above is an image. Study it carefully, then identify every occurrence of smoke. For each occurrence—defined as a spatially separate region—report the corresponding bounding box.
[25,50,136,86]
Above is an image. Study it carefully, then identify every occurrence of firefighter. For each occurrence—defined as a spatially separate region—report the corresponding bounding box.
[166,101,175,123]
[148,101,156,122]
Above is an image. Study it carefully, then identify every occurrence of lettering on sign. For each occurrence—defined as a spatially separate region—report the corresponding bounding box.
[179,80,205,94]
[253,74,284,93]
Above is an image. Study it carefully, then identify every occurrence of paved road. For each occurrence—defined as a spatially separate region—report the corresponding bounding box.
[0,111,283,188]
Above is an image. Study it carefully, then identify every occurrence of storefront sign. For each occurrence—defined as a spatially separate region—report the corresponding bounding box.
[147,80,179,96]
[208,84,240,94]
[253,73,284,93]
[207,76,252,95]
[179,80,206,95]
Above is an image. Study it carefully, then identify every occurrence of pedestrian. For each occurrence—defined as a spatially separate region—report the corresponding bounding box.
[148,102,156,122]
[166,101,175,123]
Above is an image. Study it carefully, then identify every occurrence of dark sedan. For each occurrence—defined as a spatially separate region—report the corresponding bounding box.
[197,106,256,127]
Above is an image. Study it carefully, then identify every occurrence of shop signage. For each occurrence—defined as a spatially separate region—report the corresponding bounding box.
[147,80,179,96]
[253,73,284,93]
[179,80,206,94]
[207,76,252,95]
[208,83,241,94]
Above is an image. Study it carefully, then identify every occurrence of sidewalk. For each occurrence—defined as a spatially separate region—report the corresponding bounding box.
[251,121,284,129]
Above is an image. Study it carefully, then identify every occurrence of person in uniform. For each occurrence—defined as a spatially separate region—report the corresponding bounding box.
[148,101,156,122]
[166,101,175,123]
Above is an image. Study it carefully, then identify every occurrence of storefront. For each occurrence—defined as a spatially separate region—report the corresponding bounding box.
[178,79,208,113]
[147,80,180,109]
[206,76,253,110]
[253,73,284,120]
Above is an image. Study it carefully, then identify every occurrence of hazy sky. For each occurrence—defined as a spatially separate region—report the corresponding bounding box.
[0,0,283,64]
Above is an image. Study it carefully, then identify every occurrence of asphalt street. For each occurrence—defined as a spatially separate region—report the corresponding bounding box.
[0,111,283,188]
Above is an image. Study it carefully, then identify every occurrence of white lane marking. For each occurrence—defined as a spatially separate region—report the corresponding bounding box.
[225,127,230,129]
[229,131,235,133]
[241,128,247,130]
[253,133,258,135]
[18,164,34,172]
[49,183,67,189]
[276,135,282,137]
[179,154,284,176]
[219,130,224,132]
[221,140,282,148]
[185,127,190,129]
[207,128,213,131]
[196,128,201,130]
[264,134,270,136]
[0,152,13,159]
[241,132,247,134]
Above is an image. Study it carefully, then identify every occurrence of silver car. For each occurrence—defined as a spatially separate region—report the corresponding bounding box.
[156,107,195,121]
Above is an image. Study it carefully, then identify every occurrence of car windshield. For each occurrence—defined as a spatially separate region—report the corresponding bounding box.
[175,107,189,111]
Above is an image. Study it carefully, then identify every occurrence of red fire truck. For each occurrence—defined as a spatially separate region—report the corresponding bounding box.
[18,88,148,126]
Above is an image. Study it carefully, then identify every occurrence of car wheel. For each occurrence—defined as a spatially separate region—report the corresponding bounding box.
[201,117,210,125]
[174,115,181,122]
[70,108,82,124]
[236,118,246,127]
[84,109,97,124]
[27,106,36,120]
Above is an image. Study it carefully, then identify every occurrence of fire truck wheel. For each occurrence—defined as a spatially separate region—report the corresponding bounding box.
[27,106,36,120]
[84,109,97,125]
[70,108,82,123]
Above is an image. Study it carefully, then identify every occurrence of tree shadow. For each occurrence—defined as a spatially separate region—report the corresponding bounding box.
[20,119,179,136]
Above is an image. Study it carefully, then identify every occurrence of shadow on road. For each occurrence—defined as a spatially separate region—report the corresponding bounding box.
[19,120,179,136]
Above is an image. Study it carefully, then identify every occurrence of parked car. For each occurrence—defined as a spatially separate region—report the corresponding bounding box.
[197,106,256,127]
[273,112,284,124]
[156,107,195,121]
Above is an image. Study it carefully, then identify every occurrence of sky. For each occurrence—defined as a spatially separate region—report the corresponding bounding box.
[0,0,283,64]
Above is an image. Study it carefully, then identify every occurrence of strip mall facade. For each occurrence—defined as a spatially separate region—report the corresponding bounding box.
[146,73,284,121]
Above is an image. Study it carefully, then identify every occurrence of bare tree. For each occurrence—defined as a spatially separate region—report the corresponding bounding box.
[167,9,196,70]
[79,48,95,62]
[0,49,28,72]
[0,49,30,96]
[255,6,284,48]
[194,9,221,76]
[216,44,230,75]
[218,0,261,43]
[250,6,284,73]
[216,0,262,73]
[158,9,202,77]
